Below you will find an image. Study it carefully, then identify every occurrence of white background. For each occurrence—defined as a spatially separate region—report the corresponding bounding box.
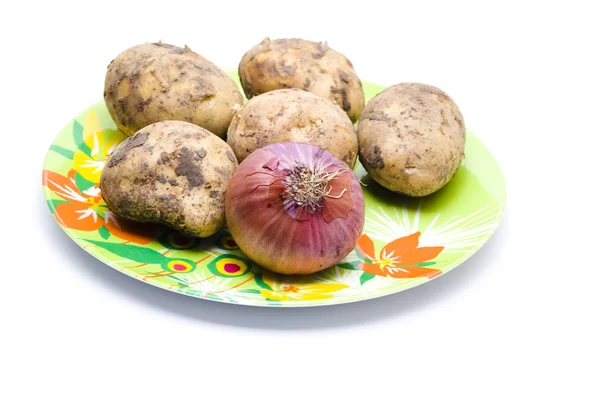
[1,1,599,399]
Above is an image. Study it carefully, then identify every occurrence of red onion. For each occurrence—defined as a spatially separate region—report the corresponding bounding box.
[225,142,365,275]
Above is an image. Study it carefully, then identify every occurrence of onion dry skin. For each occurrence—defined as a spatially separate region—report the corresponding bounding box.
[225,142,365,275]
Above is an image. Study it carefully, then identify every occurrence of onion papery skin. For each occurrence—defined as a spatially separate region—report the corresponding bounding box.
[225,142,365,275]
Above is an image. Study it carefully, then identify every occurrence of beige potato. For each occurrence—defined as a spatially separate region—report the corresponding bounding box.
[227,89,358,168]
[357,83,466,197]
[104,42,243,138]
[100,121,238,237]
[239,38,364,122]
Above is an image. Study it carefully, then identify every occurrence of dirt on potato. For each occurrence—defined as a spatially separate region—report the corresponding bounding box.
[239,38,365,122]
[100,121,238,237]
[104,42,243,138]
[227,88,358,168]
[357,83,466,197]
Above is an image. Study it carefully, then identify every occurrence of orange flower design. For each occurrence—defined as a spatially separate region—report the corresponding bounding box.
[43,169,104,231]
[356,233,444,279]
[43,169,155,244]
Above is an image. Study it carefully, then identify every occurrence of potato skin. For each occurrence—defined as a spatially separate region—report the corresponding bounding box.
[100,121,238,237]
[357,83,466,197]
[104,42,243,138]
[239,38,364,122]
[227,89,358,168]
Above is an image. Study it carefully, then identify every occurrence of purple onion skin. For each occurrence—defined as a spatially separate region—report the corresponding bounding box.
[225,143,365,275]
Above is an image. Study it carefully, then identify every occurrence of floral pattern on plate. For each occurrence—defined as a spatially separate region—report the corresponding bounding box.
[41,76,505,307]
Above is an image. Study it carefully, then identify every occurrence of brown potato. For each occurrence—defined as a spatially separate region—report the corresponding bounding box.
[227,89,358,168]
[104,42,243,138]
[100,121,238,237]
[357,83,466,197]
[239,38,364,122]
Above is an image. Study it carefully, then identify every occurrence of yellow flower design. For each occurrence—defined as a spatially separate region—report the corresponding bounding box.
[73,111,125,183]
[260,271,349,301]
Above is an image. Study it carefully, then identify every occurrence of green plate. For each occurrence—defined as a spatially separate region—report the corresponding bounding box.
[41,75,505,307]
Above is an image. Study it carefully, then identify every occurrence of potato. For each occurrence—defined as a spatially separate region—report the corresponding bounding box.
[227,89,358,168]
[357,83,466,197]
[239,38,364,122]
[104,42,243,138]
[100,121,238,237]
